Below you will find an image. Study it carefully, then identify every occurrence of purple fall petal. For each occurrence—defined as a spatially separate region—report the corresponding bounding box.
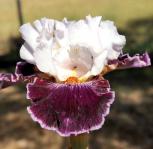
[108,52,151,69]
[0,73,17,89]
[27,78,115,137]
[0,62,37,89]
[15,62,36,76]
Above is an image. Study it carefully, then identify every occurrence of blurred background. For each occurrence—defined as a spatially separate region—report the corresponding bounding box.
[0,0,153,149]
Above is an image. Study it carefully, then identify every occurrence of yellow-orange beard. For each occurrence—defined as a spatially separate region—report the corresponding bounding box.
[65,76,79,84]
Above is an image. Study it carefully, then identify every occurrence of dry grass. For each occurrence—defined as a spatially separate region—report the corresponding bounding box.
[0,0,153,40]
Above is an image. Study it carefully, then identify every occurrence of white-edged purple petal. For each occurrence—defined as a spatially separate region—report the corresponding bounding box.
[0,62,37,89]
[27,78,115,137]
[0,73,17,89]
[108,52,151,69]
[15,62,36,76]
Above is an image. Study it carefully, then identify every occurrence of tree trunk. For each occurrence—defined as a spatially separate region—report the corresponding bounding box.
[16,0,24,25]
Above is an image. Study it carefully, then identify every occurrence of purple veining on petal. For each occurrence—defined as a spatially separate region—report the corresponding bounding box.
[26,79,51,102]
[27,78,115,137]
[0,62,37,89]
[108,52,151,69]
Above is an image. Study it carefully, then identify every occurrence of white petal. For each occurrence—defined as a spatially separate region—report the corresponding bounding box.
[53,49,71,69]
[19,23,39,51]
[91,50,108,75]
[100,20,117,31]
[69,45,93,71]
[107,35,126,60]
[33,20,43,32]
[19,16,126,81]
[20,43,35,64]
[34,50,50,73]
[33,43,56,75]
[67,20,91,46]
[55,21,69,47]
[113,35,126,49]
[62,17,68,24]
[86,15,102,28]
[98,20,126,59]
[106,35,126,60]
[55,66,72,81]
[85,16,103,53]
[53,49,72,81]
[40,18,54,33]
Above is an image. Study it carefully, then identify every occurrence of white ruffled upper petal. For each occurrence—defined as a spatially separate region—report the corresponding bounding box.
[20,43,35,64]
[91,50,108,75]
[98,21,126,59]
[33,31,57,75]
[40,18,54,32]
[67,20,92,46]
[19,16,126,81]
[54,21,69,47]
[53,49,72,81]
[19,23,39,51]
[86,15,102,28]
[33,20,43,32]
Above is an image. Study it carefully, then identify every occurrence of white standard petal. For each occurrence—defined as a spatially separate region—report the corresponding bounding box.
[67,20,92,46]
[19,23,39,51]
[85,15,103,54]
[40,18,54,33]
[54,21,69,47]
[90,50,108,75]
[112,35,126,51]
[86,15,102,28]
[33,20,43,32]
[33,41,56,76]
[19,16,127,82]
[55,66,72,81]
[98,20,126,60]
[20,43,35,64]
[53,49,72,81]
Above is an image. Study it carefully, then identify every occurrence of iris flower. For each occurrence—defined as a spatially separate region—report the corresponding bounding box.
[0,16,151,138]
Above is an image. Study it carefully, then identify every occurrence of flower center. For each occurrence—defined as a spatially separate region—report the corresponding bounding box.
[65,76,79,84]
[68,45,94,78]
[65,69,80,84]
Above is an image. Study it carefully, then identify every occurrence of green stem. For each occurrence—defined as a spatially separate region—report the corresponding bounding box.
[68,133,89,149]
